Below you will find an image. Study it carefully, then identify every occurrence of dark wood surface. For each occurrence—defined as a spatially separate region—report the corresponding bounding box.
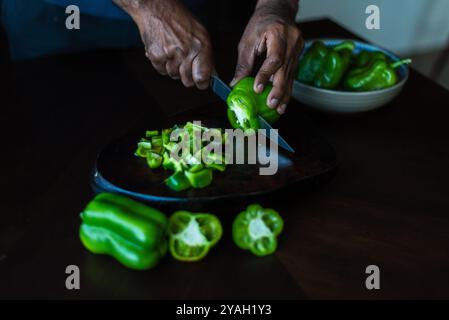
[1,19,449,299]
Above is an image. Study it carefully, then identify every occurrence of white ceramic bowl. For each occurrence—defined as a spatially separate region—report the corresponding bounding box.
[292,39,410,114]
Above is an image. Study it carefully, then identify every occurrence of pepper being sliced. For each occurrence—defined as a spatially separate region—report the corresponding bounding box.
[297,41,355,89]
[168,211,222,261]
[232,204,283,256]
[79,193,168,270]
[344,58,411,91]
[227,77,280,131]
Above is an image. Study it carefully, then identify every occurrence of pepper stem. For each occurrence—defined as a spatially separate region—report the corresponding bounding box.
[391,59,412,69]
[333,41,355,52]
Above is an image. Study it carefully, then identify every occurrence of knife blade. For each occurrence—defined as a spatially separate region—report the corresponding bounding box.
[210,73,295,153]
[257,115,295,153]
[210,73,231,102]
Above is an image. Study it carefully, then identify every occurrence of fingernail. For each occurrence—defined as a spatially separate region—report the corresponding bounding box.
[256,83,264,93]
[230,78,237,87]
[278,104,287,115]
[269,98,279,108]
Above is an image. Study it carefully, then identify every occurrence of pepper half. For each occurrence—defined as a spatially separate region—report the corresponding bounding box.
[344,58,411,91]
[232,204,283,256]
[168,211,222,261]
[227,77,280,131]
[297,41,355,89]
[79,193,168,270]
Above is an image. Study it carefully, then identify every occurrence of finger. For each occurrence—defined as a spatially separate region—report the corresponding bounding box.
[277,76,292,115]
[146,48,168,76]
[267,66,288,109]
[277,103,287,115]
[149,59,167,76]
[165,59,181,79]
[231,41,256,87]
[254,33,286,94]
[256,36,267,55]
[277,57,296,114]
[192,49,213,90]
[179,56,195,88]
[276,32,304,113]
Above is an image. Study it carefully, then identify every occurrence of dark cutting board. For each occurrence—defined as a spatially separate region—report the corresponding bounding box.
[92,106,338,204]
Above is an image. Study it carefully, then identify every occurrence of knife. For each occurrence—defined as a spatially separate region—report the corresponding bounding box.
[210,73,295,153]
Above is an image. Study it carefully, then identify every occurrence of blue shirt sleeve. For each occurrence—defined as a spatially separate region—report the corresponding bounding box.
[44,0,206,20]
[44,0,131,20]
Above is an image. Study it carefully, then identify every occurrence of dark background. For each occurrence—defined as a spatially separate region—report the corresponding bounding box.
[0,1,449,299]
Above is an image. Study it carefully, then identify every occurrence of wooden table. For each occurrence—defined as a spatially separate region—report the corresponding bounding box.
[1,19,448,299]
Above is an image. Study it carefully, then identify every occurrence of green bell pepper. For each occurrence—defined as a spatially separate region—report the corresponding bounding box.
[168,211,222,261]
[344,58,411,92]
[227,77,280,131]
[355,50,389,67]
[232,204,283,256]
[79,193,168,270]
[297,40,355,89]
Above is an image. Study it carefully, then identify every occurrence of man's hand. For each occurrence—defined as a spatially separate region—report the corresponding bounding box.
[114,0,213,89]
[232,0,304,114]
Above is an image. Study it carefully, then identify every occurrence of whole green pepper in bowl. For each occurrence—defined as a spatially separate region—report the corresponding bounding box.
[344,58,412,92]
[296,40,355,89]
[354,50,389,67]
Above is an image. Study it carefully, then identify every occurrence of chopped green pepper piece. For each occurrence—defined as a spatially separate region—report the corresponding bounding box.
[205,162,226,172]
[188,163,205,173]
[165,171,191,192]
[185,168,213,189]
[161,128,172,145]
[135,145,150,158]
[145,130,159,138]
[162,152,175,171]
[146,152,163,169]
[151,136,163,147]
[232,204,283,256]
[168,211,222,261]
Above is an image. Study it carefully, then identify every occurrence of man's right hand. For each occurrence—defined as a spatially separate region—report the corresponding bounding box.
[114,0,214,89]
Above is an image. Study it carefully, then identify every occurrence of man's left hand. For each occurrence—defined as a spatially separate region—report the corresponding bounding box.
[231,0,304,115]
